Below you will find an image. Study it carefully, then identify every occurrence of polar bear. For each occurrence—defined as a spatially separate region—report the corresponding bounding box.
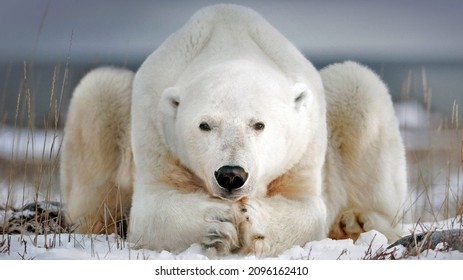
[60,4,408,257]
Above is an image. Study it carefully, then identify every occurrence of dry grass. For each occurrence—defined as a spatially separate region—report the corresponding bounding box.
[0,59,66,250]
[399,68,463,225]
[0,54,133,256]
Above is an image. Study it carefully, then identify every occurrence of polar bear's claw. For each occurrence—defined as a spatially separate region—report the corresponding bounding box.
[202,207,241,255]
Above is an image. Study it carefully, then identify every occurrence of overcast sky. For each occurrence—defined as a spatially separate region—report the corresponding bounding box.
[1,0,463,63]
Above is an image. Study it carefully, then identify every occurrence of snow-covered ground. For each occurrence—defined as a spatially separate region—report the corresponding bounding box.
[1,100,462,260]
[1,219,462,260]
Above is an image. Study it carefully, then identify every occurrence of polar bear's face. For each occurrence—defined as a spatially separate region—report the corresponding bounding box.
[159,61,312,200]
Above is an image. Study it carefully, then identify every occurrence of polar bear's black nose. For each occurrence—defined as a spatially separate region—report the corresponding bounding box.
[215,166,248,191]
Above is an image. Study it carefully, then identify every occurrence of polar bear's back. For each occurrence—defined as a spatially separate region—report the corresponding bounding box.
[134,4,322,104]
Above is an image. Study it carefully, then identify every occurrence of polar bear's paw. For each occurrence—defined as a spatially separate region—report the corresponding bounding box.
[235,199,272,257]
[202,206,241,256]
[329,209,369,241]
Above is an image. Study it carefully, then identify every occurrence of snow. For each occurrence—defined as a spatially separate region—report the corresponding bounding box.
[394,99,442,129]
[0,125,62,162]
[1,99,462,260]
[1,219,462,260]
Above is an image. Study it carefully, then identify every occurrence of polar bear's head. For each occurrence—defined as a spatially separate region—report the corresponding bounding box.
[159,60,314,200]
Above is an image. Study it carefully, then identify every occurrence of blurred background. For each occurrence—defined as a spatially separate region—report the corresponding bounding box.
[1,0,463,126]
[0,0,462,221]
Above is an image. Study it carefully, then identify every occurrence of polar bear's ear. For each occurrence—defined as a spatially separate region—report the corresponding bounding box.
[160,87,181,118]
[292,83,311,111]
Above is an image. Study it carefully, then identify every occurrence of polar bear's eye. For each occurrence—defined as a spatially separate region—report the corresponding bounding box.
[199,122,212,132]
[253,122,265,131]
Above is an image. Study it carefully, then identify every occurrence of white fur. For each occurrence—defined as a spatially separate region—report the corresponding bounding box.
[60,67,134,233]
[60,4,408,257]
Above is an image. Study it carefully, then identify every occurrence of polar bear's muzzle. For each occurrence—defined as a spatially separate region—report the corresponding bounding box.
[214,165,249,198]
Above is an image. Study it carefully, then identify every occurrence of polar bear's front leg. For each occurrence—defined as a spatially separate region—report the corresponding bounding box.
[236,196,328,257]
[128,186,240,255]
